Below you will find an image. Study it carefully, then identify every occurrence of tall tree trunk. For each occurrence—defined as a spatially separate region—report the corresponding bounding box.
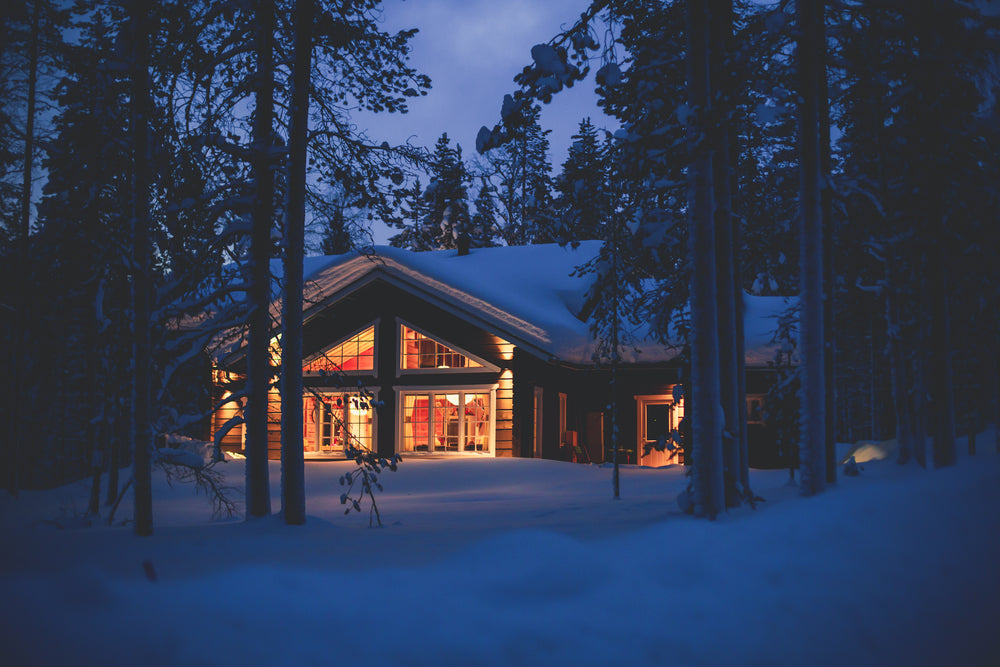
[929,278,956,468]
[280,0,310,525]
[611,214,621,499]
[86,299,101,516]
[130,0,153,536]
[729,90,749,497]
[107,297,129,505]
[106,369,122,505]
[9,0,41,498]
[685,0,724,518]
[819,25,837,485]
[734,262,749,492]
[246,0,275,518]
[915,1,956,468]
[986,332,1000,454]
[888,257,915,464]
[709,0,743,507]
[912,344,929,467]
[995,333,999,454]
[796,0,827,496]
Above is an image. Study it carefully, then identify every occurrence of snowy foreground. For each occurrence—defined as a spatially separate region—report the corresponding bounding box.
[2,439,999,666]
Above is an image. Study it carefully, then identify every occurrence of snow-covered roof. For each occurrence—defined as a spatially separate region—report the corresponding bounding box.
[284,242,793,367]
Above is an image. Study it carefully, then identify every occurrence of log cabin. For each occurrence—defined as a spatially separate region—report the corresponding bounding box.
[207,242,792,466]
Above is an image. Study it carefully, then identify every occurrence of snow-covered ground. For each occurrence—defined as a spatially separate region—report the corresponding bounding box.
[2,436,999,666]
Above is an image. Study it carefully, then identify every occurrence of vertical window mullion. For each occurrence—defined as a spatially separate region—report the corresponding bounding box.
[427,392,434,452]
[458,392,465,452]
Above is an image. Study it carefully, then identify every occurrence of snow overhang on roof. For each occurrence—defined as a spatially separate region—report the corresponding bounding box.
[298,243,609,364]
[287,243,794,368]
[209,242,795,368]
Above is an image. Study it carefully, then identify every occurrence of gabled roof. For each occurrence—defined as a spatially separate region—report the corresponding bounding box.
[284,242,793,368]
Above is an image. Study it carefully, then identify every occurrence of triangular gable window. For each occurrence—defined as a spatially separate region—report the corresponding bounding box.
[304,324,376,374]
[399,323,496,371]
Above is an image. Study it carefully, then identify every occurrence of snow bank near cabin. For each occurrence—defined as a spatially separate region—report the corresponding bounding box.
[2,433,999,666]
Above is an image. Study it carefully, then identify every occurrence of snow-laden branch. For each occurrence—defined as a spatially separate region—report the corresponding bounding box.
[477,0,611,153]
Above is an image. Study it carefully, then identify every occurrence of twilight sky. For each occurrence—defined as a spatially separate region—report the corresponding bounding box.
[354,0,617,174]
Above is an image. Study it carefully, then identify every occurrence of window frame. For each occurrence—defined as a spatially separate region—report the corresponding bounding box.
[395,384,498,456]
[302,389,378,458]
[303,320,378,378]
[396,319,500,376]
[746,393,767,425]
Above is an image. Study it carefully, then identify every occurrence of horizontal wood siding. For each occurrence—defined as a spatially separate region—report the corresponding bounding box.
[511,349,539,458]
[211,371,245,452]
[495,369,514,457]
[212,277,791,467]
[267,383,281,459]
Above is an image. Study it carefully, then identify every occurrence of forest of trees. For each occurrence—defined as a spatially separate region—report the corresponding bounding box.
[1,1,997,526]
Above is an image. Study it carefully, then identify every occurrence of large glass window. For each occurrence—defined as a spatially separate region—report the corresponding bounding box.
[304,325,375,375]
[401,391,492,454]
[302,393,374,456]
[400,325,482,370]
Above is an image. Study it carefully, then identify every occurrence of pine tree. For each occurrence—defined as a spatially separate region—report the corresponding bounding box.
[420,133,472,251]
[551,118,609,243]
[684,0,725,518]
[597,0,691,322]
[244,0,275,519]
[280,0,311,526]
[0,0,68,496]
[484,105,553,245]
[387,179,428,249]
[795,0,828,497]
[128,0,154,535]
[34,3,135,501]
[834,0,999,467]
[470,176,498,249]
[320,199,354,255]
[709,0,750,506]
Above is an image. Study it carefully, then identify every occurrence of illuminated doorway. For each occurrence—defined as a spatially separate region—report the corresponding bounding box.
[635,393,684,467]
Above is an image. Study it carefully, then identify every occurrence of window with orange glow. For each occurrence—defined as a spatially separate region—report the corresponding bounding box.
[401,391,491,453]
[302,393,374,455]
[304,325,375,374]
[400,325,482,370]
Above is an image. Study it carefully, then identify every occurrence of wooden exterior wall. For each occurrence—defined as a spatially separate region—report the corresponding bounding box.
[210,370,246,453]
[510,350,686,464]
[495,370,514,457]
[210,277,779,464]
[214,279,517,459]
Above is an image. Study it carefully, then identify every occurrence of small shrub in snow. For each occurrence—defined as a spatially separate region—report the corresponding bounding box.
[339,446,400,528]
[310,386,400,527]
